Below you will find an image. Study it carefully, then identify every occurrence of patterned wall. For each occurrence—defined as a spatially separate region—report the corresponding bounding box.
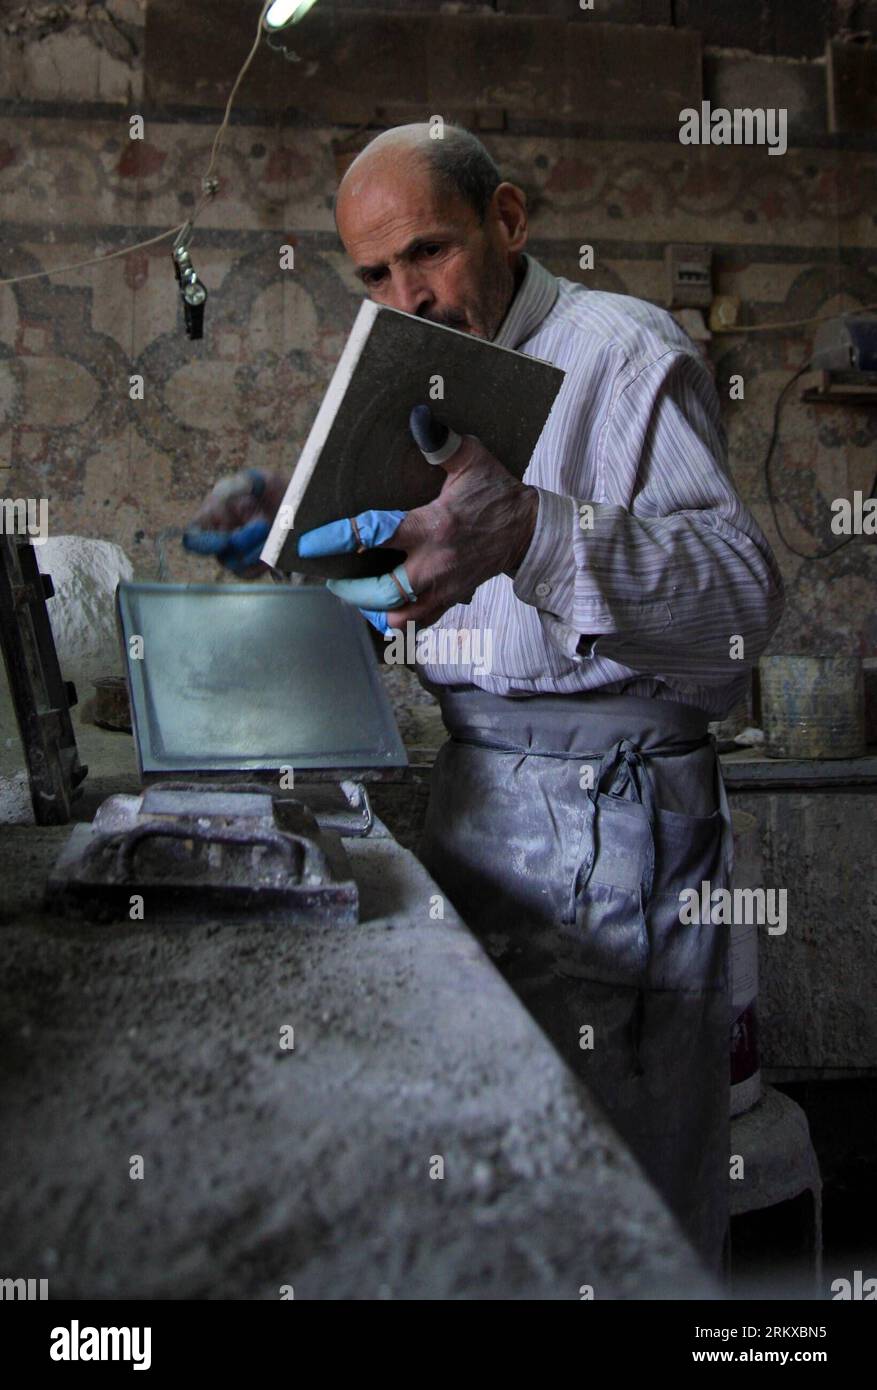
[1,105,876,659]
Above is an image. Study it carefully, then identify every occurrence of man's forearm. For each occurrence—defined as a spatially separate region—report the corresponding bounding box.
[511,484,784,684]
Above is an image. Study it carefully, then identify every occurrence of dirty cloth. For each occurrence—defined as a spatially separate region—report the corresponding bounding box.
[417,684,733,1273]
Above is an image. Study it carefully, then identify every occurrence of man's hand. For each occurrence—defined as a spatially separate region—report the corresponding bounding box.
[184,468,290,578]
[299,406,538,629]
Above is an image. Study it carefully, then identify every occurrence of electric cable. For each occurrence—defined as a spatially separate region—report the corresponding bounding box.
[0,223,189,288]
[714,301,877,334]
[763,361,877,559]
[199,2,274,193]
[0,1,274,289]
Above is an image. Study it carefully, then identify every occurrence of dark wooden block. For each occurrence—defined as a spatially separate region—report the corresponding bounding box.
[262,301,564,579]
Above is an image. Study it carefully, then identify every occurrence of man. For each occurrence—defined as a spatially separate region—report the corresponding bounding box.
[191,124,784,1274]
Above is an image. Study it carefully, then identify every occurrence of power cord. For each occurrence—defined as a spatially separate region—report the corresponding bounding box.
[0,1,274,290]
[764,361,877,559]
[714,300,877,335]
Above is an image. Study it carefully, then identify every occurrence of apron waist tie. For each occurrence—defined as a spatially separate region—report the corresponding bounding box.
[581,739,658,1079]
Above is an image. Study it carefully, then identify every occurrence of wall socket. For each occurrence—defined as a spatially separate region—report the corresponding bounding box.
[665,244,713,309]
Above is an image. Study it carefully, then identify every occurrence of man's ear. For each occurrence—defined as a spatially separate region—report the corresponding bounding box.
[491,182,528,257]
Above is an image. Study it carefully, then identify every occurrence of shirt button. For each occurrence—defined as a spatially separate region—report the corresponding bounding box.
[535,581,552,597]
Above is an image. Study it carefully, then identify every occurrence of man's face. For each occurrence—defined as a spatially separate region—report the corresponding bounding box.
[335,155,520,340]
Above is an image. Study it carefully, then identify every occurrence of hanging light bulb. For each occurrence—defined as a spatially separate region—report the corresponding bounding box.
[264,0,320,29]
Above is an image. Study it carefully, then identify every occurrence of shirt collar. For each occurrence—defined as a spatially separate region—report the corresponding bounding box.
[491,253,559,350]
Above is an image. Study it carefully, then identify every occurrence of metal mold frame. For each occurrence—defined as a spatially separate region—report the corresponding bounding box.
[116,582,408,777]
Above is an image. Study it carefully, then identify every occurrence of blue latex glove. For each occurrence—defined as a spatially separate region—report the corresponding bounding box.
[296,405,464,631]
[183,517,271,576]
[297,509,411,634]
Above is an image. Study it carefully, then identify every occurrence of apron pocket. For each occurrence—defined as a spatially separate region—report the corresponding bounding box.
[648,803,729,993]
[564,794,729,994]
[563,793,652,988]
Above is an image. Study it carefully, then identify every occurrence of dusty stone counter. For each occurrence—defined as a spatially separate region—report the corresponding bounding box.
[0,728,715,1301]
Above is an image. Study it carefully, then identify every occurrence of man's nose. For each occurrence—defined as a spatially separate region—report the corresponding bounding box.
[387,266,435,318]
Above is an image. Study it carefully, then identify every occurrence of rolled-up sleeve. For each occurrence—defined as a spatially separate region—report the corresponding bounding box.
[512,348,784,686]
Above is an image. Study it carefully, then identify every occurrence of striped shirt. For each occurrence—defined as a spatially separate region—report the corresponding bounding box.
[419,253,784,718]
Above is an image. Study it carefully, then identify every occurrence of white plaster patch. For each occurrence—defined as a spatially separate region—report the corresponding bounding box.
[36,535,134,691]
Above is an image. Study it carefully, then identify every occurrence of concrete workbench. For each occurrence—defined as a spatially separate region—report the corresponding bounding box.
[0,717,716,1300]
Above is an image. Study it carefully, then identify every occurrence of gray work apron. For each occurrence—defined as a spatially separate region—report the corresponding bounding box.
[416,685,733,1275]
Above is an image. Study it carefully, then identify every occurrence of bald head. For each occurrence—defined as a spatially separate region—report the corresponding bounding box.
[336,123,502,228]
[333,123,528,340]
